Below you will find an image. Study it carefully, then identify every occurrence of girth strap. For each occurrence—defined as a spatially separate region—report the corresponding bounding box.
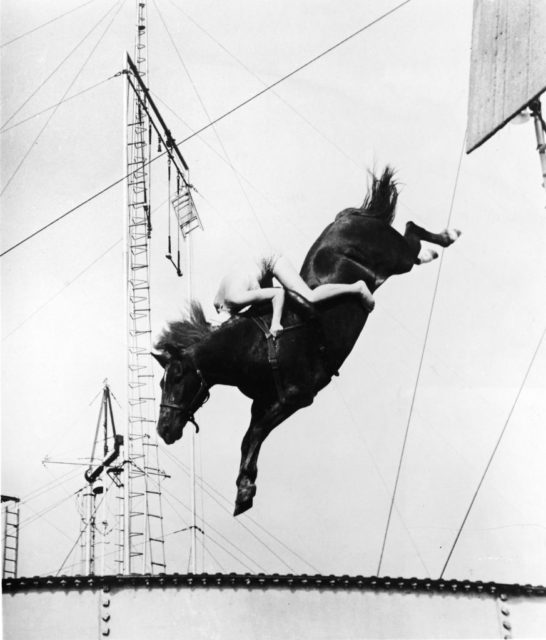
[251,314,339,405]
[251,317,288,404]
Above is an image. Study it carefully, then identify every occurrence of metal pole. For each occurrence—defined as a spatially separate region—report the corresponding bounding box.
[122,56,131,576]
[187,234,198,573]
[85,486,94,575]
[532,106,546,194]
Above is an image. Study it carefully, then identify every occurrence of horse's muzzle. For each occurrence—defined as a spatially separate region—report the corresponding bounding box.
[157,406,188,445]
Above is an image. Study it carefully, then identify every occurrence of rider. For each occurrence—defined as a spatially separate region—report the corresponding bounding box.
[214,253,375,336]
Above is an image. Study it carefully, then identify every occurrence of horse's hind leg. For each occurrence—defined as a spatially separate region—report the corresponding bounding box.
[405,221,461,248]
[234,400,297,516]
[404,221,461,264]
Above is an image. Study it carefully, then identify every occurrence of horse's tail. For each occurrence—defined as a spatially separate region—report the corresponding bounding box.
[155,301,215,353]
[360,166,398,224]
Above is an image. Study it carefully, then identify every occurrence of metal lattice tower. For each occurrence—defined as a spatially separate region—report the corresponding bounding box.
[2,496,20,579]
[121,0,166,575]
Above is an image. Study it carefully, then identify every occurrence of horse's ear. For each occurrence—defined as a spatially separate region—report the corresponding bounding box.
[152,351,170,369]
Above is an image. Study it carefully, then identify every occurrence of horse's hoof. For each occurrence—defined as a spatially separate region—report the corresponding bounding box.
[234,482,256,516]
[417,248,439,264]
[233,498,253,517]
[445,228,462,244]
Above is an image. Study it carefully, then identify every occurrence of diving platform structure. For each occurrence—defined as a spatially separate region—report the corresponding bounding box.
[3,572,545,639]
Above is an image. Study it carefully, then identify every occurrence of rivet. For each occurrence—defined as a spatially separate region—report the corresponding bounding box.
[102,599,110,608]
[501,606,510,616]
[102,614,111,623]
[499,593,508,601]
[503,621,512,630]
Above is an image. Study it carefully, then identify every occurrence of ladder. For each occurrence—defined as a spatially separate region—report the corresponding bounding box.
[121,0,166,575]
[172,186,202,238]
[2,496,20,579]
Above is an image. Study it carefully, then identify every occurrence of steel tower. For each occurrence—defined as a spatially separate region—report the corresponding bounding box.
[122,0,166,575]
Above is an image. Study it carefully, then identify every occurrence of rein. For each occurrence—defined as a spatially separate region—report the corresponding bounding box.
[160,362,209,434]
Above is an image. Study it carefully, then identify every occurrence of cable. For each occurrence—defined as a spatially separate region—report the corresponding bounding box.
[153,0,272,251]
[2,238,121,340]
[132,459,266,572]
[168,0,365,174]
[0,76,117,135]
[20,489,83,528]
[0,0,99,48]
[439,323,546,579]
[151,91,311,252]
[21,467,82,504]
[332,379,431,577]
[0,0,126,197]
[0,0,411,257]
[0,148,166,257]
[160,444,319,572]
[168,448,296,572]
[1,2,117,131]
[55,478,113,575]
[167,0,413,147]
[376,131,467,576]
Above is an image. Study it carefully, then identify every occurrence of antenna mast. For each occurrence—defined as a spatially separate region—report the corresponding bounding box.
[122,0,166,575]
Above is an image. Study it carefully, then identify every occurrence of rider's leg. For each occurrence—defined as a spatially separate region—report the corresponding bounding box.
[221,287,285,336]
[272,255,375,310]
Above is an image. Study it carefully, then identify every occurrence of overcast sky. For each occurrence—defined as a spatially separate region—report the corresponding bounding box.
[1,0,545,585]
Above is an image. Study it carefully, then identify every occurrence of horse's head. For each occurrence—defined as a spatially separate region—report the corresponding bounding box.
[153,347,209,445]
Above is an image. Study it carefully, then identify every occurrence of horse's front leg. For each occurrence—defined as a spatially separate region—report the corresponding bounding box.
[404,221,461,264]
[234,400,297,516]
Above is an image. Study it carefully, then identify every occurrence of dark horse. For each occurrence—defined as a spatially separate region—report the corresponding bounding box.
[153,168,461,515]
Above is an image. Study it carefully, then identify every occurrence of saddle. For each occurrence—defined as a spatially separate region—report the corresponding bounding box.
[242,290,334,405]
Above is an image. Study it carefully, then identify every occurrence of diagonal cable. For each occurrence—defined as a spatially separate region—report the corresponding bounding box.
[0,75,118,135]
[1,1,117,131]
[160,444,319,573]
[376,132,466,575]
[0,1,125,197]
[0,0,99,48]
[2,238,121,341]
[1,0,412,257]
[152,0,273,249]
[439,323,546,579]
[168,0,366,173]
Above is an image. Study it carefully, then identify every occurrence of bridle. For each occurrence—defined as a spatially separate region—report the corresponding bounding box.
[160,360,209,434]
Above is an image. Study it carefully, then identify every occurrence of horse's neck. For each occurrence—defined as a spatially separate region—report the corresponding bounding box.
[192,322,252,387]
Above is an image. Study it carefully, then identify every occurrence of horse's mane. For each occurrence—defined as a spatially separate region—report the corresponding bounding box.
[155,301,216,352]
[360,166,398,224]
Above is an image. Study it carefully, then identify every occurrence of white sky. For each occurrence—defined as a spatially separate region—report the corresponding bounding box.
[1,0,545,585]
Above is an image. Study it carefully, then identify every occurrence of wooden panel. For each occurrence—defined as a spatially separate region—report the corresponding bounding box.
[467,0,546,153]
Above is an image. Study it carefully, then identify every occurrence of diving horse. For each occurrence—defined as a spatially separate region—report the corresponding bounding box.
[153,168,461,515]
